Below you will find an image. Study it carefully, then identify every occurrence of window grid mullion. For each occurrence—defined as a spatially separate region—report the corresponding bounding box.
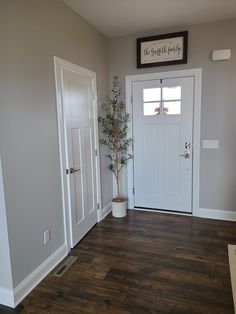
[143,100,161,104]
[163,99,182,103]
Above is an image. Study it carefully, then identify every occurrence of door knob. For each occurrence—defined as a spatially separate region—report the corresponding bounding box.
[70,168,80,174]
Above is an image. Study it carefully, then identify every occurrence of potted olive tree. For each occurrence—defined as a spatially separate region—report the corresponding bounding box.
[98,76,132,217]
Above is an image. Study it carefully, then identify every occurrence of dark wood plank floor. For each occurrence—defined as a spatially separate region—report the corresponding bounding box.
[3,210,236,314]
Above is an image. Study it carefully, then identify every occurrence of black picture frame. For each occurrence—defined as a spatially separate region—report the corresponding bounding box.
[137,31,188,68]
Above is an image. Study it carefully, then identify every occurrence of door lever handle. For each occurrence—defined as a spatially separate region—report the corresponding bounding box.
[179,152,190,159]
[70,168,80,174]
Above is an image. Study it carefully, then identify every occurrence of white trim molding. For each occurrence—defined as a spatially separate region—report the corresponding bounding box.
[13,244,67,308]
[0,155,14,307]
[125,68,202,217]
[130,207,236,222]
[0,243,67,308]
[99,202,112,221]
[199,208,236,221]
[0,287,14,308]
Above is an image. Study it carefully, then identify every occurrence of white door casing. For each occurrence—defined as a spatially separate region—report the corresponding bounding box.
[126,69,202,216]
[54,57,101,251]
[133,77,193,212]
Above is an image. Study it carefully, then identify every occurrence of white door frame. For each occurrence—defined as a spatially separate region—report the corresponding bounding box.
[125,68,202,217]
[54,57,102,252]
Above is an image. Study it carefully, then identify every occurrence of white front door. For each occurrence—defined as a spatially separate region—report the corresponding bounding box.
[133,76,194,213]
[62,69,97,247]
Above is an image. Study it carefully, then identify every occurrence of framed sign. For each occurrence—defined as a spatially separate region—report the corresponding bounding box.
[137,31,188,68]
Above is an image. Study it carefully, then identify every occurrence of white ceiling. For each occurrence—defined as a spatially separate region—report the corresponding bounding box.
[62,0,236,37]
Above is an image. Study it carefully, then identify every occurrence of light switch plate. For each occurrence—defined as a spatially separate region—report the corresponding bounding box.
[202,140,219,149]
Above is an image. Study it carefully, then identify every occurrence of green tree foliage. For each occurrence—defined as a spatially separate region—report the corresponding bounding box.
[98,76,132,199]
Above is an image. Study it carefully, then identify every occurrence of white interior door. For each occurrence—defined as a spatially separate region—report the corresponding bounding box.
[62,69,97,247]
[133,76,194,213]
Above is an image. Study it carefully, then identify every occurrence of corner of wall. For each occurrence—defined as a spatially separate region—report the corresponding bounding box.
[0,154,14,306]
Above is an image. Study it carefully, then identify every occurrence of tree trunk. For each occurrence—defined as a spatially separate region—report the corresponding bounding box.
[115,174,120,198]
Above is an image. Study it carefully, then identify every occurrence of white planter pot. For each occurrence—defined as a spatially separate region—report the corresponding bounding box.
[112,199,127,218]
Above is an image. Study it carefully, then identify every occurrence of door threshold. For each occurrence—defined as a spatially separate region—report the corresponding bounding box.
[133,207,192,216]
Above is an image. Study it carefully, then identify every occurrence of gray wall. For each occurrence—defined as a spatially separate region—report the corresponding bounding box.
[108,18,236,211]
[0,0,111,288]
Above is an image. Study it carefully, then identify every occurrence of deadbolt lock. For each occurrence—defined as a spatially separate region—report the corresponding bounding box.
[185,142,191,149]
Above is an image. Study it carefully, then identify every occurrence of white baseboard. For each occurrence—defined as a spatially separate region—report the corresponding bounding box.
[100,202,112,220]
[132,207,236,222]
[0,287,14,308]
[12,243,67,308]
[199,208,236,221]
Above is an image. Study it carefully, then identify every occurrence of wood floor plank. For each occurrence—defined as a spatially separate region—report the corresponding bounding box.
[2,210,236,313]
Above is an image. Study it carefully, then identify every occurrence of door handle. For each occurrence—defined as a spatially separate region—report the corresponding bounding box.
[70,168,80,174]
[179,152,190,159]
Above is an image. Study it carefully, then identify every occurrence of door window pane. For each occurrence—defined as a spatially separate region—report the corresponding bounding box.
[163,101,181,115]
[163,86,181,100]
[143,88,161,102]
[144,102,160,116]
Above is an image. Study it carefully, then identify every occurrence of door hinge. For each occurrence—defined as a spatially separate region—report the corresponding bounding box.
[97,203,100,209]
[133,187,135,194]
[66,169,69,175]
[95,149,98,157]
[131,95,133,104]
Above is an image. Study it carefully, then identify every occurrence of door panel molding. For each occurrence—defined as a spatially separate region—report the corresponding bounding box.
[54,57,101,251]
[126,68,202,217]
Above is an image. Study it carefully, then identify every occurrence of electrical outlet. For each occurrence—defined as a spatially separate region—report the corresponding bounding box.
[44,229,50,244]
